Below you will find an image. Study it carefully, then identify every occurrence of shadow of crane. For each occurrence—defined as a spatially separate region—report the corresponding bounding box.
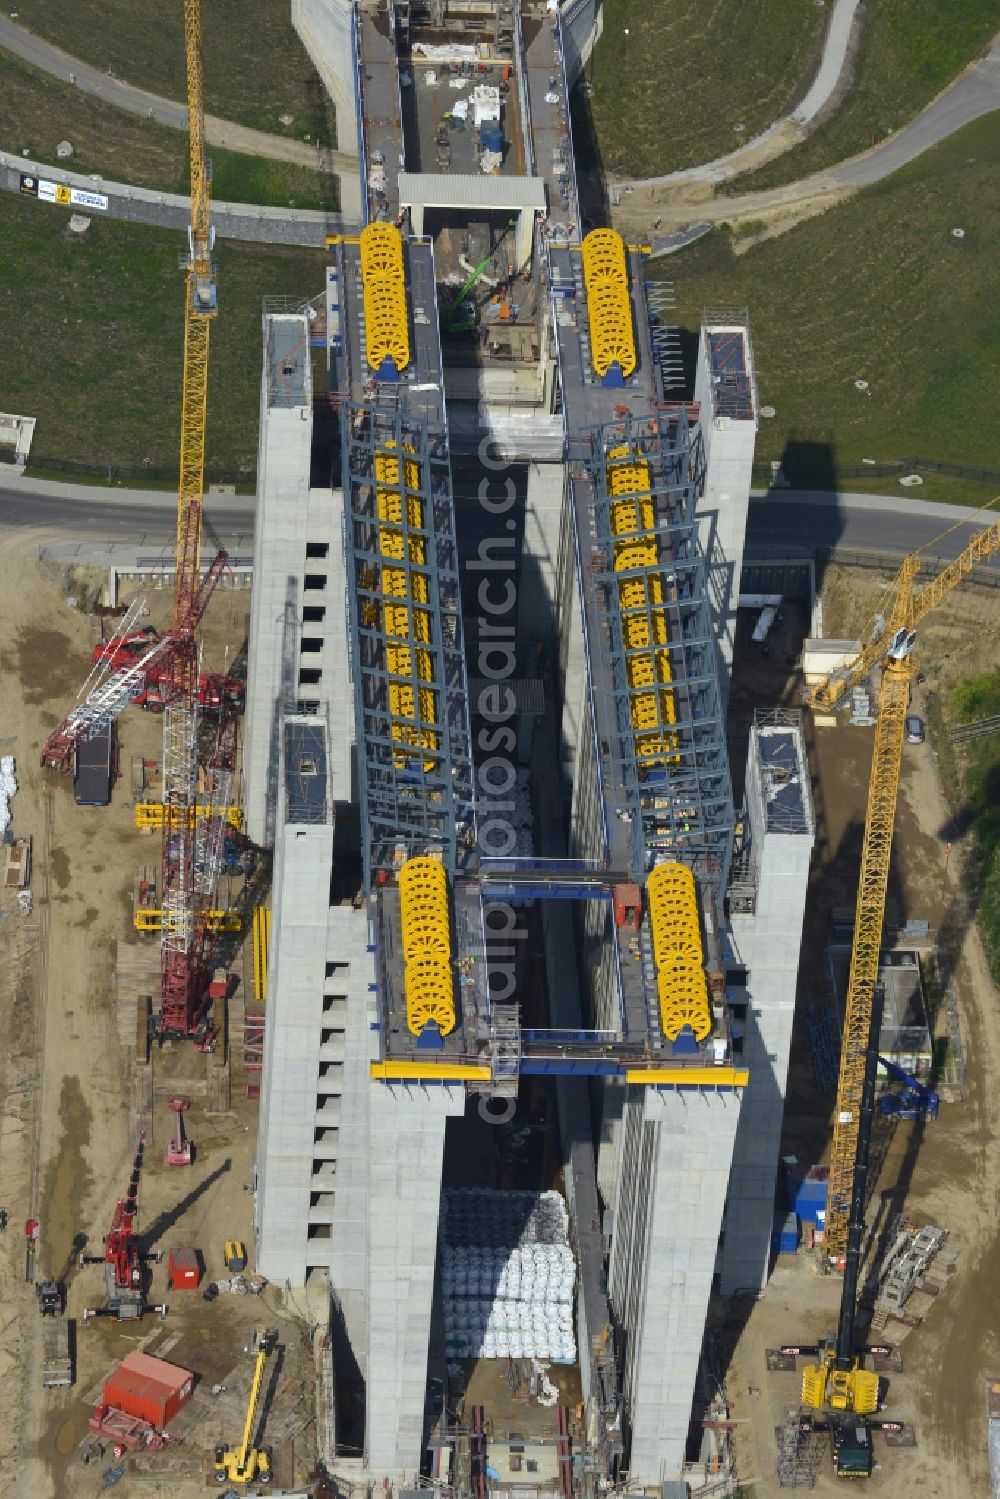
[141,1158,231,1252]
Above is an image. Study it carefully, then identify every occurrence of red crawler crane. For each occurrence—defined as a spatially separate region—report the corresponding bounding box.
[79,1135,165,1321]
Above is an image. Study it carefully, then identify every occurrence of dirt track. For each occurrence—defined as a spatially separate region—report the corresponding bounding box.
[723,568,1000,1494]
[0,536,314,1498]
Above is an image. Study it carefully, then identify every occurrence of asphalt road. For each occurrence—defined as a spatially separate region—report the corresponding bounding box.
[2,479,997,568]
[831,38,1000,188]
[746,489,1000,569]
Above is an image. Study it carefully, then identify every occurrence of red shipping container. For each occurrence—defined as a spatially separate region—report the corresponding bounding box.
[168,1245,202,1290]
[103,1351,194,1428]
[612,883,642,931]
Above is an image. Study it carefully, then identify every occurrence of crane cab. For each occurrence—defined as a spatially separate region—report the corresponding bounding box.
[214,1442,272,1485]
[801,1348,880,1415]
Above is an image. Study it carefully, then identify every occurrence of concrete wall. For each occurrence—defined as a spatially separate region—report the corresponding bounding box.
[561,0,604,82]
[294,0,358,142]
[694,327,758,688]
[255,721,335,1285]
[365,1083,464,1480]
[720,723,813,1295]
[290,0,363,220]
[244,316,314,847]
[519,461,565,645]
[244,324,349,841]
[606,1086,743,1482]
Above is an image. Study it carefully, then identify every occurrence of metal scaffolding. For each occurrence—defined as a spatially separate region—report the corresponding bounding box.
[578,410,735,898]
[342,402,475,888]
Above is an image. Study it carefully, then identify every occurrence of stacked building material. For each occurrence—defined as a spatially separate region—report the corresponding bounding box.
[441,1190,576,1362]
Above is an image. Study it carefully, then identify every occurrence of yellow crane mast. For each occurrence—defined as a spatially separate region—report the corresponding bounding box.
[812,511,1000,1263]
[158,0,224,1041]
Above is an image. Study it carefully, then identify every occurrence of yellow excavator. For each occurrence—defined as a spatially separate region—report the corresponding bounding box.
[214,1328,277,1485]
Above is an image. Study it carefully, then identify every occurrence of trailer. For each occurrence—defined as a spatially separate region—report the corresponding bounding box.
[4,837,31,888]
[42,1316,73,1387]
[88,1404,166,1451]
[74,724,113,807]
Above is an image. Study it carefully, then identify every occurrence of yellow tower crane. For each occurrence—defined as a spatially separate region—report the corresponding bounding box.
[793,507,1000,1449]
[157,0,226,1042]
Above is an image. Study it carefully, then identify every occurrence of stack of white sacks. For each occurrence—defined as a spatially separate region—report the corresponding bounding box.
[0,757,17,838]
[442,1190,576,1363]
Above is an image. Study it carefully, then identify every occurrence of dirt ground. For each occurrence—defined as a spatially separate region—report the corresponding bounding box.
[0,536,314,1498]
[722,566,1000,1494]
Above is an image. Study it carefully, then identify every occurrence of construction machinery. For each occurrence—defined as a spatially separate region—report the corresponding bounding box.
[443,219,515,332]
[79,1135,165,1321]
[877,1056,938,1121]
[213,1327,276,1485]
[36,1280,65,1316]
[40,594,241,774]
[224,1240,248,1273]
[165,1095,193,1165]
[789,507,1000,1470]
[40,0,239,1048]
[156,0,231,1046]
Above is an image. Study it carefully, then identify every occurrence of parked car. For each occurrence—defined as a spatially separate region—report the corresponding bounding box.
[905,715,925,744]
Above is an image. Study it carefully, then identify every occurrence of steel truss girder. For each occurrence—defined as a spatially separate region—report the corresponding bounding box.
[342,403,475,888]
[581,410,734,894]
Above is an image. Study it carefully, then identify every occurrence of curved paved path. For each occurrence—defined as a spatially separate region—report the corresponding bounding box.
[0,15,357,175]
[626,37,1000,250]
[624,0,863,190]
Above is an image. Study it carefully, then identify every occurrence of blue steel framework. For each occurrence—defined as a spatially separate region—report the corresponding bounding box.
[578,410,735,900]
[342,402,475,888]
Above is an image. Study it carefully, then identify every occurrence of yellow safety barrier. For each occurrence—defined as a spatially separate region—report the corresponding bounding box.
[359,222,410,373]
[646,862,712,1042]
[134,908,241,934]
[607,448,678,768]
[374,444,441,772]
[581,228,635,380]
[371,1060,491,1082]
[134,802,243,831]
[398,856,456,1036]
[625,1066,749,1088]
[252,905,271,1004]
